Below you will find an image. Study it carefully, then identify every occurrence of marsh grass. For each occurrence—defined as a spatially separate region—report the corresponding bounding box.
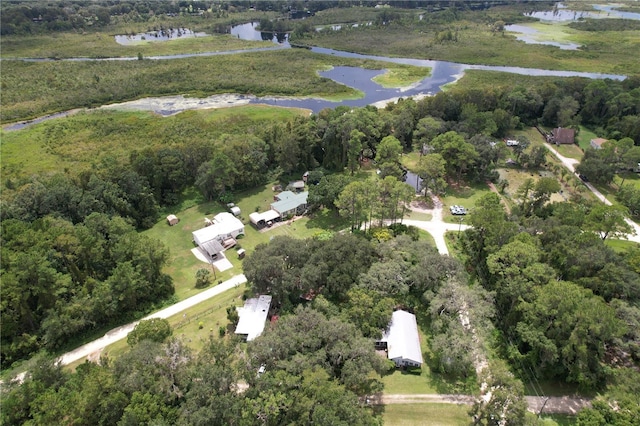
[305,19,639,74]
[372,65,432,88]
[1,49,428,123]
[0,32,268,59]
[1,106,306,179]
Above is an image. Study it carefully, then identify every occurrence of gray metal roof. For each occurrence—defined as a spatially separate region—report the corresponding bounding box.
[235,295,272,341]
[271,191,308,214]
[381,310,423,366]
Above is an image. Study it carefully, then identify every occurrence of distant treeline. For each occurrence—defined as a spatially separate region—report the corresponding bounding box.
[1,0,550,36]
[569,18,640,32]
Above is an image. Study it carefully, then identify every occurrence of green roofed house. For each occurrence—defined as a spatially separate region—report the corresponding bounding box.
[271,191,308,219]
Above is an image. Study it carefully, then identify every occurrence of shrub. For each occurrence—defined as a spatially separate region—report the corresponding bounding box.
[127,318,172,346]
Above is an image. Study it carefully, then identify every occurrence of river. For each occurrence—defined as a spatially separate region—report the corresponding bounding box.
[3,21,628,130]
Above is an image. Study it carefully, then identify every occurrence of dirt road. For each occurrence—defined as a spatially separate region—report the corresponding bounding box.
[544,143,640,243]
[380,393,591,415]
[57,274,247,366]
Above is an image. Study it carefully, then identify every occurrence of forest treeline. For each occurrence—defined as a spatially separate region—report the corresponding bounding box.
[2,71,640,374]
[3,209,639,424]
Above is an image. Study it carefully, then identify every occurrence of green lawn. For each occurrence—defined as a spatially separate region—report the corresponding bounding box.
[555,144,584,161]
[382,403,471,426]
[605,239,640,253]
[576,126,599,152]
[440,182,492,224]
[406,211,433,222]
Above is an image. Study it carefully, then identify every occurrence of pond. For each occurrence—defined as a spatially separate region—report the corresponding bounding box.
[524,3,640,22]
[114,28,207,45]
[505,24,581,50]
[229,22,289,44]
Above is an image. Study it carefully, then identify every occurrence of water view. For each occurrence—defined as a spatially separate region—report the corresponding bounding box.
[115,28,207,45]
[505,24,581,50]
[229,22,289,44]
[524,3,640,22]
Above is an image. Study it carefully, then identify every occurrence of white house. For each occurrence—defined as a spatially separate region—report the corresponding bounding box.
[192,212,244,255]
[376,310,423,368]
[271,191,308,219]
[235,295,272,341]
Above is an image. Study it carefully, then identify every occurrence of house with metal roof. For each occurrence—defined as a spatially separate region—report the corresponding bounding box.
[235,295,272,341]
[192,212,244,256]
[376,310,423,368]
[271,191,308,219]
[249,209,281,229]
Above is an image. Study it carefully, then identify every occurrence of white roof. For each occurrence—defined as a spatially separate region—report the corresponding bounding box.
[381,310,423,365]
[235,295,272,341]
[249,210,280,224]
[192,212,243,244]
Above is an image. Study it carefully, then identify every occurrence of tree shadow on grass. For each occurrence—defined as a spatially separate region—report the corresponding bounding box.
[306,208,349,231]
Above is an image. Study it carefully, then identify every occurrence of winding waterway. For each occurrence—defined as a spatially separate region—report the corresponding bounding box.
[3,21,628,130]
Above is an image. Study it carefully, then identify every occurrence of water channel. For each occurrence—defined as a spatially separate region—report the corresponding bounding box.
[3,14,630,130]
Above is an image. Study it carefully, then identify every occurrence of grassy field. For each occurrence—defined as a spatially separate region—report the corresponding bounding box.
[0,10,280,58]
[605,239,640,252]
[382,403,471,426]
[1,106,306,180]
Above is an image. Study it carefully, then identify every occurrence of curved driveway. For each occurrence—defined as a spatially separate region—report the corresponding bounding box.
[544,143,640,243]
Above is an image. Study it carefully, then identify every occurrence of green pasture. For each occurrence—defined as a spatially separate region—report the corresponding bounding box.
[576,126,599,152]
[382,403,471,426]
[555,144,584,160]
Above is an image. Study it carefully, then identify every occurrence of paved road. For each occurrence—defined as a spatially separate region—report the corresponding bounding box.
[58,274,247,366]
[380,394,591,415]
[544,143,640,243]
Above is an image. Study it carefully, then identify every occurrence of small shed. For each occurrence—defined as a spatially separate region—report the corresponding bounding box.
[289,180,305,192]
[166,214,179,226]
[590,138,608,150]
[237,249,246,259]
